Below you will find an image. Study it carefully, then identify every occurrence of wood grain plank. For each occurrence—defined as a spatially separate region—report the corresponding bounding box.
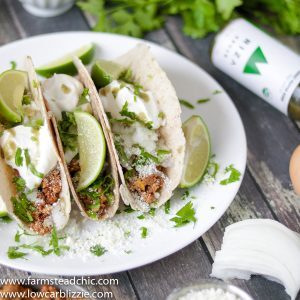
[5,1,90,36]
[0,0,22,46]
[165,17,300,232]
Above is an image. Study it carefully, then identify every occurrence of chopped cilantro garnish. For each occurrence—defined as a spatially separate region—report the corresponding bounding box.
[213,90,222,95]
[170,201,196,227]
[119,68,133,83]
[10,61,17,70]
[179,99,195,109]
[114,138,128,163]
[197,98,210,104]
[13,176,26,192]
[24,149,44,178]
[140,227,148,238]
[0,215,13,223]
[220,164,241,185]
[148,208,155,216]
[164,199,170,214]
[78,88,89,105]
[90,244,107,257]
[137,214,145,219]
[12,193,35,224]
[24,119,44,130]
[57,111,78,152]
[124,205,135,213]
[49,226,69,256]
[181,190,190,201]
[15,230,22,242]
[7,246,27,260]
[206,160,219,179]
[15,148,23,167]
[22,94,32,105]
[158,111,165,119]
[20,244,53,256]
[120,101,153,129]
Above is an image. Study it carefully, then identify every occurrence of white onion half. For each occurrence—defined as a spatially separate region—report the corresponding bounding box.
[211,219,300,300]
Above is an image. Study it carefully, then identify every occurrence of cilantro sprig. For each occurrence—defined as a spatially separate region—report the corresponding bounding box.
[170,201,196,227]
[90,244,107,256]
[220,164,241,185]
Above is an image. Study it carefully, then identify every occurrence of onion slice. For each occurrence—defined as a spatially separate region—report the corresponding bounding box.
[211,219,300,300]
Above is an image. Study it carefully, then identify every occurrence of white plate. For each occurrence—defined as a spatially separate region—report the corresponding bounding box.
[0,32,247,275]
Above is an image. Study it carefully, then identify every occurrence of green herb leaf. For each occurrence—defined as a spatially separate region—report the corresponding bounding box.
[220,164,241,185]
[197,98,210,104]
[148,208,155,216]
[124,205,135,213]
[24,149,44,178]
[15,148,23,167]
[12,193,35,224]
[15,230,22,242]
[10,61,17,70]
[179,99,195,109]
[7,246,27,259]
[24,119,44,130]
[137,214,145,219]
[22,94,32,105]
[181,190,190,201]
[164,199,170,214]
[140,226,148,238]
[90,244,107,256]
[12,177,26,192]
[78,88,90,105]
[58,111,78,152]
[170,201,196,227]
[212,90,222,95]
[20,244,53,256]
[0,215,13,223]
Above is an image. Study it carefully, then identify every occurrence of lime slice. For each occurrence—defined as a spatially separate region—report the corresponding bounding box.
[36,43,95,78]
[180,115,211,188]
[74,111,106,191]
[91,59,124,88]
[0,70,28,123]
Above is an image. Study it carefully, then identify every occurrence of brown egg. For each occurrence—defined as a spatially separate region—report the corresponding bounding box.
[290,145,300,195]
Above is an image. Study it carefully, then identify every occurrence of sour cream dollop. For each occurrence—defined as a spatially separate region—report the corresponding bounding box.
[0,125,57,189]
[100,80,162,129]
[42,74,83,120]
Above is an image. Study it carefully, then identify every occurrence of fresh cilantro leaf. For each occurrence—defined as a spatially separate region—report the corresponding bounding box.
[49,226,69,256]
[181,190,190,201]
[137,214,145,219]
[90,244,107,256]
[7,246,27,259]
[10,61,17,70]
[220,164,241,185]
[12,193,35,224]
[197,98,210,104]
[15,148,23,167]
[179,99,195,109]
[140,227,148,238]
[148,208,155,216]
[22,94,32,105]
[15,230,22,242]
[215,0,242,19]
[124,205,135,213]
[164,199,170,214]
[24,149,44,178]
[20,244,53,256]
[0,215,13,223]
[24,119,44,130]
[78,88,89,105]
[58,111,78,152]
[170,201,196,227]
[12,177,26,192]
[213,90,222,95]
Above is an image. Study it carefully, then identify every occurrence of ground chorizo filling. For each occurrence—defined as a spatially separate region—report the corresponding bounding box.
[68,157,114,219]
[12,166,62,235]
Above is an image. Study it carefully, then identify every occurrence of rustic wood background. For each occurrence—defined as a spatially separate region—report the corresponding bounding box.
[0,1,300,299]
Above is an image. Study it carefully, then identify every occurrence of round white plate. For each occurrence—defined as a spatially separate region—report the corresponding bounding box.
[0,32,247,275]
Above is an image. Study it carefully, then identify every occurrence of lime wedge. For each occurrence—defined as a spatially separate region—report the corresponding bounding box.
[36,43,95,78]
[0,70,28,123]
[180,115,211,188]
[74,111,106,191]
[91,59,124,88]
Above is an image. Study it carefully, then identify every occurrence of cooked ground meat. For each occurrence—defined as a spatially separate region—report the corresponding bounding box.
[37,167,62,205]
[128,173,164,204]
[0,284,83,299]
[79,191,108,218]
[68,158,80,175]
[29,202,52,235]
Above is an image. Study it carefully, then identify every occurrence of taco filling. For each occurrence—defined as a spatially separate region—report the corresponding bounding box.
[99,76,172,206]
[0,80,67,235]
[42,74,115,219]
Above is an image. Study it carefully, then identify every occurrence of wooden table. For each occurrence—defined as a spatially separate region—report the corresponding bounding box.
[0,1,300,299]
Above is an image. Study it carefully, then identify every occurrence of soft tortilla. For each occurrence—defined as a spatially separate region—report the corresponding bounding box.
[46,57,120,220]
[0,57,71,233]
[84,44,185,211]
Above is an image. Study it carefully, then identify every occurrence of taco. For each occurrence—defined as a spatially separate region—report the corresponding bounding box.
[40,61,119,220]
[86,44,186,212]
[0,57,71,235]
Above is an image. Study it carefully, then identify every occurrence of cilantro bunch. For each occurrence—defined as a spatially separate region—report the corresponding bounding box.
[77,0,300,38]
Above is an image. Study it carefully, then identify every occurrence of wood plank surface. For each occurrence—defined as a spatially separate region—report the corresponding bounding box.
[0,2,299,300]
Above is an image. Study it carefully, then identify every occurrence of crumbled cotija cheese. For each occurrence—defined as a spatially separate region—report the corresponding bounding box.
[178,288,241,300]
